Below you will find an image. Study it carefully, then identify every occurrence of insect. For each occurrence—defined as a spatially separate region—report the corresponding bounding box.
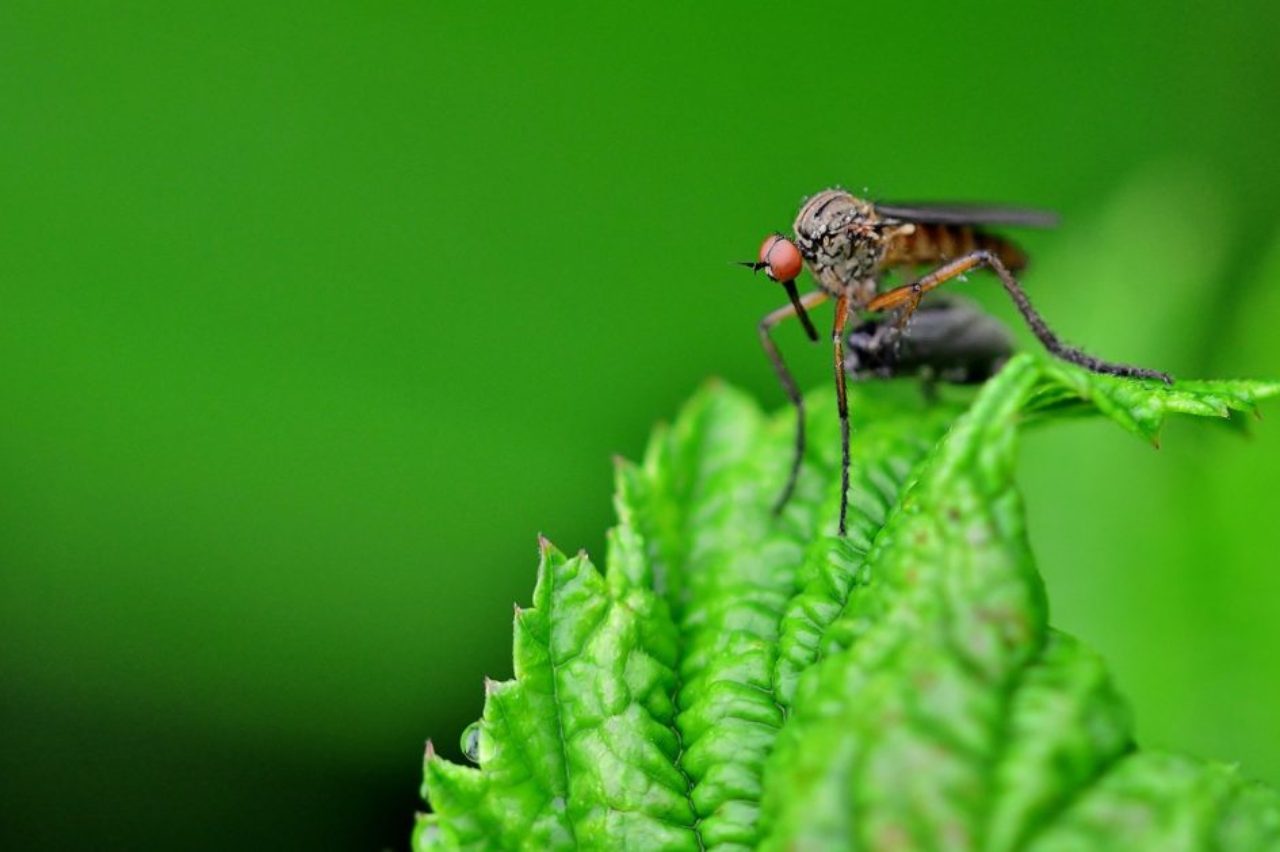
[742,188,1172,535]
[845,296,1013,386]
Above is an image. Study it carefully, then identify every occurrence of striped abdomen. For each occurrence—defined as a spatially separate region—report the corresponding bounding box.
[881,223,1028,272]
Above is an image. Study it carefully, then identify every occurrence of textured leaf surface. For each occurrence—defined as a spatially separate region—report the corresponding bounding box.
[417,356,1280,851]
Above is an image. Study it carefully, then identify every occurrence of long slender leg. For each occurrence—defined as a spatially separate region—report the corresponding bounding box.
[867,251,1172,383]
[758,290,829,514]
[832,293,852,535]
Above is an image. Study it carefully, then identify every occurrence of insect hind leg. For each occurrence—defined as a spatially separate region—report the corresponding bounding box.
[867,251,1173,384]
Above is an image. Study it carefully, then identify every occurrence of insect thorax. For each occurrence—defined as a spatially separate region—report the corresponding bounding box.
[793,188,885,298]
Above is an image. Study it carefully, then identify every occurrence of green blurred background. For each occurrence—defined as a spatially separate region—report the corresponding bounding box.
[3,2,1279,848]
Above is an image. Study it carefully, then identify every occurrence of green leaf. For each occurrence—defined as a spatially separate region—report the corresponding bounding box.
[418,356,1280,851]
[421,533,698,849]
[1024,361,1280,443]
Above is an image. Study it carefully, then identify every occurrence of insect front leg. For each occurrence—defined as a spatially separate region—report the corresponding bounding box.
[832,293,853,535]
[758,289,829,515]
[867,250,1173,383]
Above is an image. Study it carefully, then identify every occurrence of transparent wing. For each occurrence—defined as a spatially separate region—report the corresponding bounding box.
[875,202,1059,228]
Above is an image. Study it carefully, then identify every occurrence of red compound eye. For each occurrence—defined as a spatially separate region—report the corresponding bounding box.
[758,234,803,282]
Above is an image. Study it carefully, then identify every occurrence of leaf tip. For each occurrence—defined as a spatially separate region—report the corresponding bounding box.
[424,739,437,761]
[483,676,499,696]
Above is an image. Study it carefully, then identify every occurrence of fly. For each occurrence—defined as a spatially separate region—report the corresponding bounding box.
[741,188,1172,535]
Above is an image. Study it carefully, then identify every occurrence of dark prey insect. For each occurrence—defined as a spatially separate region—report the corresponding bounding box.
[845,296,1013,386]
[741,188,1172,535]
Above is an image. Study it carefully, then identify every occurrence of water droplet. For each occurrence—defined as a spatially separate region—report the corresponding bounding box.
[460,722,482,763]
